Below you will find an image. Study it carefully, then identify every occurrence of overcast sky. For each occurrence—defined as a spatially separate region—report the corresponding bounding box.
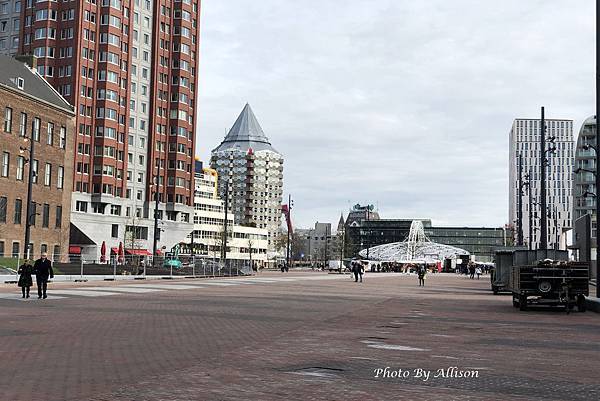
[196,0,595,230]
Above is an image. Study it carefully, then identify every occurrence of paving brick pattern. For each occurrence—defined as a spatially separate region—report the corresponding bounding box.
[0,272,599,401]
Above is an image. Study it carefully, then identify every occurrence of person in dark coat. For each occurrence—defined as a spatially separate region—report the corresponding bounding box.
[18,259,34,298]
[34,252,54,299]
[418,265,426,286]
[351,262,359,282]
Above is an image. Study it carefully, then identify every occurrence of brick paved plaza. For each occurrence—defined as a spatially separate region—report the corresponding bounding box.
[0,272,599,401]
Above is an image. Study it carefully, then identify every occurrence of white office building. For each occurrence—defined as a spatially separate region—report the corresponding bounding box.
[180,162,269,267]
[508,118,574,249]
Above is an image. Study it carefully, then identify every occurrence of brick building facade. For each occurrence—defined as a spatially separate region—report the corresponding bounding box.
[0,56,75,260]
[0,0,201,260]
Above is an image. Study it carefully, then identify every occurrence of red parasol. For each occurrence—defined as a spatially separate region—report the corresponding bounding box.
[100,241,106,263]
[118,242,124,264]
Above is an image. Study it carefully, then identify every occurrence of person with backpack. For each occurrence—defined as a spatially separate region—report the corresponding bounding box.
[475,265,482,280]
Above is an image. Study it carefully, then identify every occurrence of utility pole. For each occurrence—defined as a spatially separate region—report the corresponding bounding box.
[22,136,35,260]
[222,184,229,265]
[517,153,524,246]
[540,106,548,250]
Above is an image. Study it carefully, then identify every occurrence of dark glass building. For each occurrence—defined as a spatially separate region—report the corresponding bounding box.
[344,213,507,262]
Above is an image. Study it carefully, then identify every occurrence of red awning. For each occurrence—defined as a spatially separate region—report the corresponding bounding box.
[69,246,81,254]
[125,249,152,256]
[110,247,119,254]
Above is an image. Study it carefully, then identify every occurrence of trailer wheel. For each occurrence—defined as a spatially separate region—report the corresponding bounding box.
[577,295,587,313]
[492,285,499,295]
[519,295,527,311]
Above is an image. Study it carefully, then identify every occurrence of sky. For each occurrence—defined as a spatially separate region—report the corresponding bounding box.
[196,0,595,230]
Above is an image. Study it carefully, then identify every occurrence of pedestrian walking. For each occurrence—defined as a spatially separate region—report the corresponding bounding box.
[352,262,360,282]
[34,252,54,299]
[468,263,475,279]
[17,259,34,298]
[475,266,482,280]
[418,265,426,286]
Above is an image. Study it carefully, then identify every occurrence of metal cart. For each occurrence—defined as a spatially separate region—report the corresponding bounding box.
[509,261,589,313]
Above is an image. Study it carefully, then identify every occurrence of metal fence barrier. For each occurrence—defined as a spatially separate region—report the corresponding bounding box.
[0,254,258,281]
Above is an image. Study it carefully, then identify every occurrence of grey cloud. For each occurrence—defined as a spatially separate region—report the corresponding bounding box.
[196,0,594,229]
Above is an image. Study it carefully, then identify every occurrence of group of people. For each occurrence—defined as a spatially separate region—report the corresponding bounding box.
[348,260,431,286]
[467,262,483,280]
[17,252,54,299]
[350,261,364,282]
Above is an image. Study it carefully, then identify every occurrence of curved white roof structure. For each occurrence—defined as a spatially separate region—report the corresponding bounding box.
[358,221,469,262]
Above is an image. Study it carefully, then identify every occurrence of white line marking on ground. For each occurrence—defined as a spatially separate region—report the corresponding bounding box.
[124,284,199,290]
[361,340,429,352]
[431,355,460,360]
[84,287,165,293]
[0,293,67,300]
[51,290,122,297]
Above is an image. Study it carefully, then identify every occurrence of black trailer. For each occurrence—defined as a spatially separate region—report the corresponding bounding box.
[491,249,568,294]
[509,261,589,313]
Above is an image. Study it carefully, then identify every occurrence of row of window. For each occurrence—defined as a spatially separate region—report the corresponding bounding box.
[3,108,67,148]
[1,151,65,188]
[0,196,62,228]
[0,241,61,261]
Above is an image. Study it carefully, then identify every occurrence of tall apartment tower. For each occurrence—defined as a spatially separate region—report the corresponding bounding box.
[508,118,574,250]
[573,116,596,220]
[211,104,284,251]
[1,0,201,258]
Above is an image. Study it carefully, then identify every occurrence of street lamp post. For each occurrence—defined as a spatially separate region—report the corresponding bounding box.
[222,183,229,266]
[21,137,35,260]
[286,194,293,269]
[517,153,524,246]
[152,160,161,268]
[540,107,548,250]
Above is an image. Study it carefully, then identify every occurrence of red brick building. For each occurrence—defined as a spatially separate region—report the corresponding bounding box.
[1,1,201,259]
[0,55,75,260]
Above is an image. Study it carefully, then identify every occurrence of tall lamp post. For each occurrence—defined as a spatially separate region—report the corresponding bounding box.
[517,153,525,246]
[152,159,161,268]
[20,137,35,259]
[286,194,294,268]
[540,107,548,250]
[539,107,557,250]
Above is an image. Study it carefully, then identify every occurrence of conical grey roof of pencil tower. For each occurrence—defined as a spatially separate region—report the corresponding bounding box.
[212,103,280,154]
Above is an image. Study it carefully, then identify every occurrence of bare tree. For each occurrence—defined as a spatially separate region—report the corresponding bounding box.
[247,235,255,271]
